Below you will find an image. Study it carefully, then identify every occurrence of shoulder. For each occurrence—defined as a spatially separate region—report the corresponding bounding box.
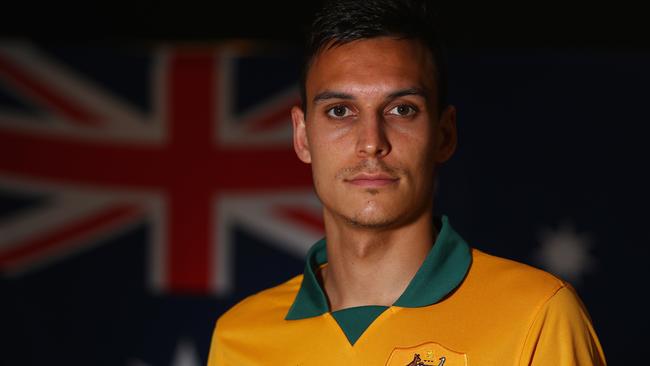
[460,249,606,365]
[519,277,607,364]
[463,249,606,363]
[216,273,303,330]
[207,274,304,365]
[468,248,566,299]
[458,248,570,322]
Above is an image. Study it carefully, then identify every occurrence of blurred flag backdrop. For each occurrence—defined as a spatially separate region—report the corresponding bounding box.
[1,42,648,365]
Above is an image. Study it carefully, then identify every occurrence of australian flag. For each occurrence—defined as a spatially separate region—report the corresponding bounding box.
[0,42,324,365]
[1,42,649,365]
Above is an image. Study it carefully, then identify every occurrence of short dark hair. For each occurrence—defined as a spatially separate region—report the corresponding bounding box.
[300,0,448,114]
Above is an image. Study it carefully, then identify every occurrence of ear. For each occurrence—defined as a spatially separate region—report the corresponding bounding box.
[434,105,457,163]
[291,105,312,163]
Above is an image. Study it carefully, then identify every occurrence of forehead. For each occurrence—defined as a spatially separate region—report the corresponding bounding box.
[306,37,437,98]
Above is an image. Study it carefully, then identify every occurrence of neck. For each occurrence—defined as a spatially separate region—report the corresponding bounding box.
[320,209,437,311]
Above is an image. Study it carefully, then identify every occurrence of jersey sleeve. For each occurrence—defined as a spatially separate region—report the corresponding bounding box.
[519,284,607,365]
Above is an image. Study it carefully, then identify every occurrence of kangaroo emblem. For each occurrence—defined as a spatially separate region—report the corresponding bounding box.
[405,354,446,366]
[405,353,424,366]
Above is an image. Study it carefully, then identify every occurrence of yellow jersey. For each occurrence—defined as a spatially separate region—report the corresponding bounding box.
[207,216,606,365]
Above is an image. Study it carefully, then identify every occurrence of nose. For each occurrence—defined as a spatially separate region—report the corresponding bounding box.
[356,113,391,158]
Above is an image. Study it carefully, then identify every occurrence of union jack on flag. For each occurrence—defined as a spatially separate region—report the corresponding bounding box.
[0,42,324,296]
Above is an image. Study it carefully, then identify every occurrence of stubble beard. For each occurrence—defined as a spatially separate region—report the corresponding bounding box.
[342,209,399,230]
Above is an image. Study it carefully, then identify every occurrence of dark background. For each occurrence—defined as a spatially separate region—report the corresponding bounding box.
[1,1,648,365]
[1,1,649,48]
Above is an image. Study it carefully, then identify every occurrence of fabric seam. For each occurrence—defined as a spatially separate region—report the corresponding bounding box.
[516,281,567,365]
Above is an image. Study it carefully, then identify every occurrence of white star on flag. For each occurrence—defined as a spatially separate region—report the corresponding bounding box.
[534,221,596,285]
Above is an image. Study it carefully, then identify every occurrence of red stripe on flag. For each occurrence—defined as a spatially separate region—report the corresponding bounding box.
[165,50,215,293]
[0,130,311,189]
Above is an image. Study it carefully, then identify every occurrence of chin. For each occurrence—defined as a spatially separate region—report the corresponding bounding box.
[343,216,398,229]
[342,204,403,229]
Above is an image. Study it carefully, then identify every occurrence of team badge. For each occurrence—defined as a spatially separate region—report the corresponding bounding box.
[385,342,467,366]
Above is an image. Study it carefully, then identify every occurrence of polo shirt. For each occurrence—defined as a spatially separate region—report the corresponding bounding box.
[207,216,606,365]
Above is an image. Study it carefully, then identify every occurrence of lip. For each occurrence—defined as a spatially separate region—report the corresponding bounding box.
[345,173,399,187]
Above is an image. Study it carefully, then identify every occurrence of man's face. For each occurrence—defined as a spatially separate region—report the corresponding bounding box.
[292,37,456,229]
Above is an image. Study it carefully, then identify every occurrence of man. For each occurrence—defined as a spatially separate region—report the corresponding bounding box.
[207,0,606,364]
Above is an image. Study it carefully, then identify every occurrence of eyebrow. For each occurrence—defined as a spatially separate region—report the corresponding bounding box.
[386,87,428,100]
[312,87,429,104]
[313,91,354,104]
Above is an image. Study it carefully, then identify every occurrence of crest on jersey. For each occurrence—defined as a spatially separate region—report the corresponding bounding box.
[385,342,467,366]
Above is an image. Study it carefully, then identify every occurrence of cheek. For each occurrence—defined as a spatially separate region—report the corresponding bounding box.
[308,123,353,164]
[388,129,437,186]
[389,123,435,159]
[307,134,340,187]
[311,121,354,147]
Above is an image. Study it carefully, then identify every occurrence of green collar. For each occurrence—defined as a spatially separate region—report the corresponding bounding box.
[285,215,472,320]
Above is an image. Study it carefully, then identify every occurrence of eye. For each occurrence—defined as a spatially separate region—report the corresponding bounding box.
[387,104,417,117]
[326,105,353,118]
